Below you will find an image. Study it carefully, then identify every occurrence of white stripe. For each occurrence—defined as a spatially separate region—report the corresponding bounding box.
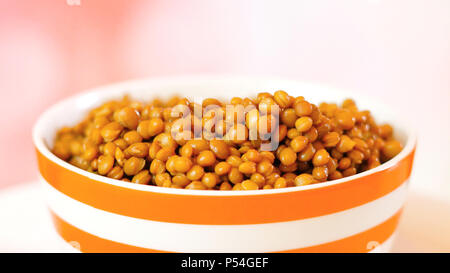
[43,180,407,252]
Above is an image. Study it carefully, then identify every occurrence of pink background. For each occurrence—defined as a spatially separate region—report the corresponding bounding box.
[0,0,449,197]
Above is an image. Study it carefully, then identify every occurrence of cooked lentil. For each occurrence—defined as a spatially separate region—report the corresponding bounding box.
[52,93,403,190]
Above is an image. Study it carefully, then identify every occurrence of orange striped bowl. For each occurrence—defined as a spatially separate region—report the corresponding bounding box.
[33,76,416,253]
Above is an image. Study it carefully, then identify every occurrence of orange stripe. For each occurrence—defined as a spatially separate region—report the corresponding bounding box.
[50,210,402,253]
[38,148,415,225]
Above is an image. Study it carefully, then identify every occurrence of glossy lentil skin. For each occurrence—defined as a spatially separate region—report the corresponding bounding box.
[53,93,402,190]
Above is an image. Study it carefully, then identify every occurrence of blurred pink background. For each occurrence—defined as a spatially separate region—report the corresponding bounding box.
[0,0,449,198]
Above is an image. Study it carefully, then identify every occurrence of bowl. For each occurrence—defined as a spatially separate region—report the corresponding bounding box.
[33,76,416,253]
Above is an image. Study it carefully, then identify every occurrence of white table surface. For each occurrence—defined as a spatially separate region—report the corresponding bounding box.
[0,181,449,253]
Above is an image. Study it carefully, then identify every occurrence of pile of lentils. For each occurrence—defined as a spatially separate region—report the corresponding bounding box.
[52,91,403,190]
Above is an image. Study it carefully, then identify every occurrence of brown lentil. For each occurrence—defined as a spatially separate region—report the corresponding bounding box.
[336,110,356,130]
[214,161,232,175]
[123,130,143,145]
[382,140,403,159]
[274,177,287,188]
[173,156,193,173]
[124,142,149,158]
[343,167,357,177]
[238,161,256,175]
[154,173,171,187]
[329,170,343,180]
[131,170,151,185]
[232,183,243,191]
[202,173,219,188]
[185,181,207,190]
[312,166,329,181]
[337,135,356,153]
[101,122,123,142]
[322,132,340,147]
[228,168,244,184]
[290,135,309,153]
[298,143,316,162]
[187,165,205,181]
[294,100,313,116]
[209,139,230,159]
[107,166,124,180]
[220,182,232,190]
[172,174,191,187]
[115,107,140,130]
[257,160,274,176]
[295,117,313,132]
[312,149,331,166]
[123,157,145,176]
[281,108,297,128]
[197,150,216,167]
[113,138,128,150]
[97,155,114,175]
[250,173,265,188]
[241,180,259,190]
[279,147,297,166]
[294,173,317,186]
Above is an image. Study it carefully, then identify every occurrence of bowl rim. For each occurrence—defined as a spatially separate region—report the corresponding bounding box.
[33,75,417,196]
